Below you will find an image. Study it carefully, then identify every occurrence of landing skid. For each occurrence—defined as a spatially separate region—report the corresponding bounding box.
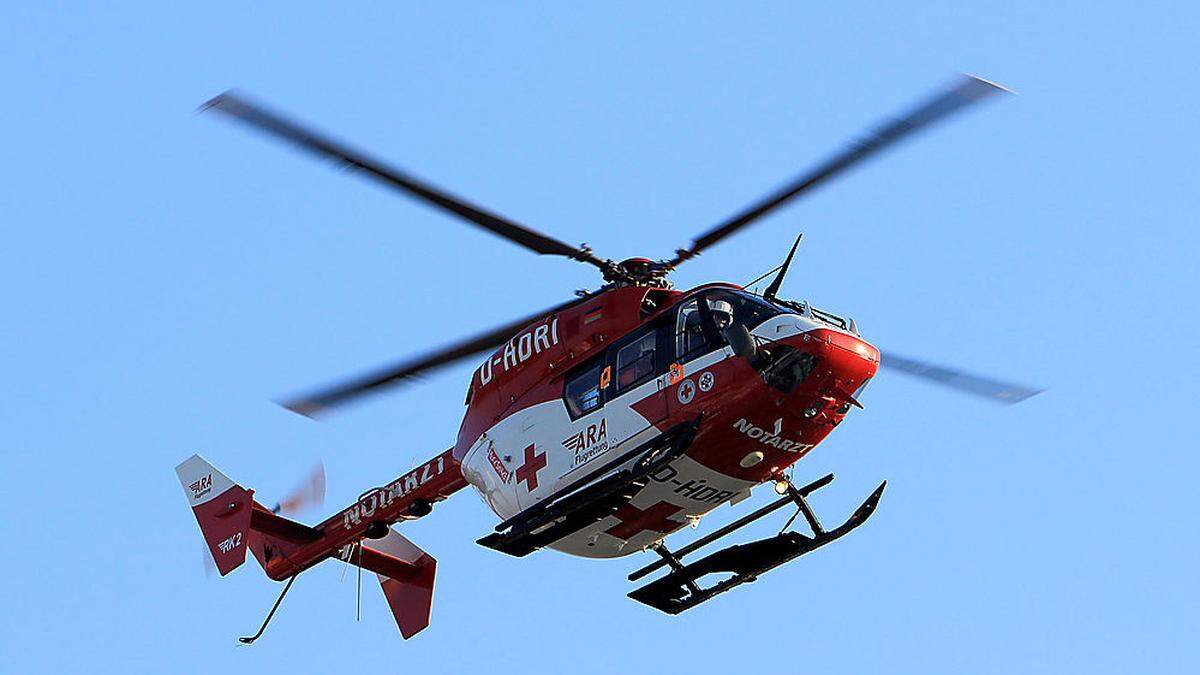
[627,474,886,615]
[478,418,700,557]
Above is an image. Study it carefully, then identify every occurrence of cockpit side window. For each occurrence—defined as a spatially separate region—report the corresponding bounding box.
[676,298,716,362]
[707,290,782,331]
[676,290,783,362]
[563,360,604,418]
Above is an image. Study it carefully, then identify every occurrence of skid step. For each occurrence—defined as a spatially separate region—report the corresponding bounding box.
[628,476,885,615]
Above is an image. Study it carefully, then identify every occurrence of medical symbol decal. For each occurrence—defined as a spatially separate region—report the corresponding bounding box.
[676,379,696,405]
[515,444,547,492]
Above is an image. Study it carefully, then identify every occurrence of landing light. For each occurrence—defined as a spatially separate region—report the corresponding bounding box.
[774,479,790,495]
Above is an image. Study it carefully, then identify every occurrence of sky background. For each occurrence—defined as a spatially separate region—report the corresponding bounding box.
[1,2,1197,673]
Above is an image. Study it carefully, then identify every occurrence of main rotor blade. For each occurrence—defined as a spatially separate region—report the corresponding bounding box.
[669,75,1010,266]
[200,92,604,266]
[880,352,1042,404]
[280,297,587,417]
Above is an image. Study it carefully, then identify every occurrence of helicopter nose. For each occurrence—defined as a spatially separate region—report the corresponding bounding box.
[800,328,880,394]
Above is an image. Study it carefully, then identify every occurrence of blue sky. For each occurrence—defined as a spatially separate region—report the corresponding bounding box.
[1,2,1197,673]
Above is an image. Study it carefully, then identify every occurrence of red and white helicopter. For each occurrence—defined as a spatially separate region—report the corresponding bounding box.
[177,74,1040,641]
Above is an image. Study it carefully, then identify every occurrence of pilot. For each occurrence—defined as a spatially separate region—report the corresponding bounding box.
[682,299,736,354]
[709,299,735,332]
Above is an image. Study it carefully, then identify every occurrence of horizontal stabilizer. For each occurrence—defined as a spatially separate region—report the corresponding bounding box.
[352,529,437,639]
[176,454,253,576]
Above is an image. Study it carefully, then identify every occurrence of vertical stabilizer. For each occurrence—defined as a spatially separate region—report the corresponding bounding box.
[176,454,253,576]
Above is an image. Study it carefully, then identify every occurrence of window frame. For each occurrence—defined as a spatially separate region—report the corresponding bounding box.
[674,295,725,364]
[674,289,786,363]
[561,356,607,420]
[604,318,672,400]
[613,330,659,394]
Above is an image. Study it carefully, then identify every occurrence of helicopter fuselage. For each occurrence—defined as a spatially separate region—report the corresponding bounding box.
[455,283,879,558]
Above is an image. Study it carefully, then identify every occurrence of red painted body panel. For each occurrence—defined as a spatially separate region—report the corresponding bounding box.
[651,329,878,483]
[454,285,684,462]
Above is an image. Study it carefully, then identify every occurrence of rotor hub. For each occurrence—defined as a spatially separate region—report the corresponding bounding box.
[598,256,673,287]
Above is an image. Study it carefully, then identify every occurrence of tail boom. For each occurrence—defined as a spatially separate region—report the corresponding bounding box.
[176,449,468,639]
[250,449,466,581]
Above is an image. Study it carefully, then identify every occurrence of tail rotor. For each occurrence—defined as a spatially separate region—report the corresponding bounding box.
[197,462,326,578]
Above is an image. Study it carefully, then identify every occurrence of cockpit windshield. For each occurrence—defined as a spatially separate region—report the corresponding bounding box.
[707,289,784,329]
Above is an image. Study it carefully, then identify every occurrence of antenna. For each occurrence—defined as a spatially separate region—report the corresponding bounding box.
[742,263,784,292]
[763,233,803,302]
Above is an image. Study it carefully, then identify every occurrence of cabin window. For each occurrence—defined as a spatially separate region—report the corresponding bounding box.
[564,360,604,418]
[615,330,657,392]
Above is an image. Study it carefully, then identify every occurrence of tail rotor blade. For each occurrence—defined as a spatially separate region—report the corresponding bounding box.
[201,543,216,579]
[273,462,327,516]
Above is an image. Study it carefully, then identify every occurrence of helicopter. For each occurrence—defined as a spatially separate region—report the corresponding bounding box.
[176,74,1041,641]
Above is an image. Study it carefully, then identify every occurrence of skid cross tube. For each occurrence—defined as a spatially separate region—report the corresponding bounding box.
[650,543,702,598]
[628,473,834,582]
[789,483,825,535]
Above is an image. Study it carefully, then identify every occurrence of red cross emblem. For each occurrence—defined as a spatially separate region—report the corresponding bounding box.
[515,444,547,492]
[606,501,686,541]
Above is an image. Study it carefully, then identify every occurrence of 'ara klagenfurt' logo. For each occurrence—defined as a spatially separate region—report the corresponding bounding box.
[189,473,213,500]
[732,418,814,453]
[563,419,608,468]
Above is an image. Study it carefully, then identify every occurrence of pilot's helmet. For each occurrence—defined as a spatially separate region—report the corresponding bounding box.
[709,299,734,327]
